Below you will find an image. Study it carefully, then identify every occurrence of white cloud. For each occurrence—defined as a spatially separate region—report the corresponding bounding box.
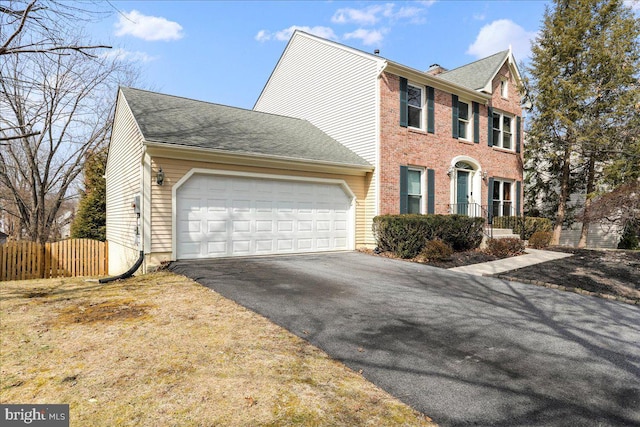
[332,3,426,25]
[101,48,156,63]
[473,12,486,21]
[115,10,183,41]
[332,5,385,25]
[467,19,537,61]
[255,30,270,42]
[255,26,338,42]
[344,29,386,46]
[625,0,640,11]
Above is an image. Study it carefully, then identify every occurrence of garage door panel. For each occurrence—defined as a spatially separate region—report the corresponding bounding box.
[278,220,294,232]
[207,241,227,256]
[207,220,226,233]
[255,240,274,253]
[176,174,353,259]
[180,242,201,257]
[277,239,294,251]
[232,240,251,254]
[207,199,227,212]
[298,221,313,232]
[298,239,313,250]
[256,201,273,212]
[255,220,273,232]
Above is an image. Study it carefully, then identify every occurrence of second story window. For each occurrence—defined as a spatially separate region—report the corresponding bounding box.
[492,111,513,150]
[457,100,470,140]
[407,84,423,129]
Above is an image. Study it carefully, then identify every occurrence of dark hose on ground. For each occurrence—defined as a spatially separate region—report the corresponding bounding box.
[98,250,144,284]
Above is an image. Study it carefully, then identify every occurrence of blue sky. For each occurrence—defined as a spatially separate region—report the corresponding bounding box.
[88,0,639,109]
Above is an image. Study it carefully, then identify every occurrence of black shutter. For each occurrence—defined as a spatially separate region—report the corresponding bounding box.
[516,116,522,153]
[427,169,435,214]
[487,177,494,223]
[400,165,408,214]
[473,101,480,143]
[487,106,493,147]
[452,94,459,139]
[427,86,435,134]
[399,77,408,128]
[515,181,522,216]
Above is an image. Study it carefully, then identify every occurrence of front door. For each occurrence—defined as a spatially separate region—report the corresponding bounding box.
[456,170,470,215]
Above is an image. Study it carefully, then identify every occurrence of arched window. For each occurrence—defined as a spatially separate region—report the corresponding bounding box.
[454,161,474,170]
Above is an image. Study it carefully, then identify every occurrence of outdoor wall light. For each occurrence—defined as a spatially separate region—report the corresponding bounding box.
[446,167,453,177]
[482,171,488,180]
[156,167,165,186]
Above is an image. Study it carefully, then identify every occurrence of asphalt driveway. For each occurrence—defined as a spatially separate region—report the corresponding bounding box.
[170,252,640,427]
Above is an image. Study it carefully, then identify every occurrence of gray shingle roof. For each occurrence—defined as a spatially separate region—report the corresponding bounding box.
[438,50,510,91]
[120,87,371,168]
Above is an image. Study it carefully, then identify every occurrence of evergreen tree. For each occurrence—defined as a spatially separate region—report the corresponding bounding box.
[525,0,640,246]
[70,148,107,241]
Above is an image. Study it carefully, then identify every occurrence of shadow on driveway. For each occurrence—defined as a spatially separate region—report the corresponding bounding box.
[170,252,640,427]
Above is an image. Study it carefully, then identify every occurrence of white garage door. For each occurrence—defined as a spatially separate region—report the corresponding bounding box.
[176,173,353,259]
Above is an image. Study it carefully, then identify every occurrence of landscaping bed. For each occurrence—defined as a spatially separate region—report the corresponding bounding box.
[364,246,639,305]
[494,247,640,304]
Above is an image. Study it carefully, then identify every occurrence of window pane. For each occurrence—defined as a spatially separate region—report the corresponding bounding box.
[503,132,512,149]
[408,170,421,195]
[458,121,467,139]
[408,196,421,214]
[493,182,501,200]
[492,113,501,130]
[503,116,511,133]
[502,202,512,216]
[492,201,500,218]
[493,129,501,146]
[408,86,422,107]
[503,182,512,200]
[408,106,421,128]
[458,101,469,120]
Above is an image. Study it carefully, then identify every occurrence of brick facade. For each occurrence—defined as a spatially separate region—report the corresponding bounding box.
[378,63,523,216]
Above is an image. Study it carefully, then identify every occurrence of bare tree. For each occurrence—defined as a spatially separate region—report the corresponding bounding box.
[585,179,640,228]
[1,0,110,57]
[0,31,135,242]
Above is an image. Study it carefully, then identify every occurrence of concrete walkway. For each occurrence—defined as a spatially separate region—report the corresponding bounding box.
[448,248,573,276]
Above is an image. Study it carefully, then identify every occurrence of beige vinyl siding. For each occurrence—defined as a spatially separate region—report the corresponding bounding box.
[148,156,370,255]
[254,32,382,245]
[105,91,143,252]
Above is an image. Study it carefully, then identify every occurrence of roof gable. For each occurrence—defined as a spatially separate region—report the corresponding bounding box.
[120,87,371,168]
[438,50,521,93]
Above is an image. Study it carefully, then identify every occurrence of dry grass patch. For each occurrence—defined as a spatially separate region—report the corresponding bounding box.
[1,272,435,426]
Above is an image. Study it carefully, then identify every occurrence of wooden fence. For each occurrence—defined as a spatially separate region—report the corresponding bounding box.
[0,239,108,281]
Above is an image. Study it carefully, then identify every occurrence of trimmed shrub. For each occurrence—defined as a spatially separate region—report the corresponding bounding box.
[485,238,525,258]
[419,239,454,262]
[491,216,552,240]
[528,231,553,249]
[518,217,552,240]
[373,215,430,258]
[372,214,484,258]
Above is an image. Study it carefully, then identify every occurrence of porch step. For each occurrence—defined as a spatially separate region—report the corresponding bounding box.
[481,229,521,248]
[491,228,520,239]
